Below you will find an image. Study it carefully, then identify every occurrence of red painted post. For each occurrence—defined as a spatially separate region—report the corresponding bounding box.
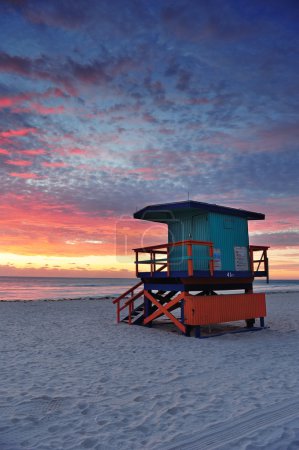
[187,242,193,276]
[135,250,138,277]
[150,250,153,276]
[209,245,214,276]
[117,302,120,323]
[249,247,254,274]
[129,301,133,325]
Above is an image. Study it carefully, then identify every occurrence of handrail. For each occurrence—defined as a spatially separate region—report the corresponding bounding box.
[112,280,143,304]
[134,240,214,277]
[113,264,167,323]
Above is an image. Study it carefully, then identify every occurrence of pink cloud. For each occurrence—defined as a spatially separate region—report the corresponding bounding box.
[0,148,9,155]
[22,148,46,155]
[13,104,65,115]
[68,148,87,155]
[5,159,32,166]
[127,167,157,181]
[0,128,36,138]
[187,97,211,105]
[9,172,39,179]
[143,113,157,123]
[41,161,68,168]
[0,97,16,108]
[159,128,174,135]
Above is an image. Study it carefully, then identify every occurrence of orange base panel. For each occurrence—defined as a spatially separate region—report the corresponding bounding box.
[183,293,266,326]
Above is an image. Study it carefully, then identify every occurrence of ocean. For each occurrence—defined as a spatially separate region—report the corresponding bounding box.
[0,277,298,302]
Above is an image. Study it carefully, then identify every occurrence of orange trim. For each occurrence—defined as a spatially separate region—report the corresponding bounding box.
[143,290,186,334]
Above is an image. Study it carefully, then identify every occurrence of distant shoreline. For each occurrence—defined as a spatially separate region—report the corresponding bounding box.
[1,289,298,303]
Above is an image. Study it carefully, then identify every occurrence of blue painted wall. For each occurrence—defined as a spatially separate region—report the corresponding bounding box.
[167,211,249,272]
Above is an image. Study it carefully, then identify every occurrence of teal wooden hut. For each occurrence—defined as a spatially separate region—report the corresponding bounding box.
[114,200,269,337]
[134,201,267,280]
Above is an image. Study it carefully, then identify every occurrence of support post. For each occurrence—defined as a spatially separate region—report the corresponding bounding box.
[260,317,265,327]
[185,325,192,337]
[195,326,201,338]
[144,294,152,327]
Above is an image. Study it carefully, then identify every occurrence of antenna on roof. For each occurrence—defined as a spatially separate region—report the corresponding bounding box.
[188,191,190,201]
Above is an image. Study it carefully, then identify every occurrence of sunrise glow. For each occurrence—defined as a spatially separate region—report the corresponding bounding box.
[0,1,298,279]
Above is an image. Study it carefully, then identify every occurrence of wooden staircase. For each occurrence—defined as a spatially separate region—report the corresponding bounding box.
[113,282,184,329]
[112,280,144,325]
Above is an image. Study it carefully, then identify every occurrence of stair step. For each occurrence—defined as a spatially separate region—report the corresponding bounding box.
[122,309,144,324]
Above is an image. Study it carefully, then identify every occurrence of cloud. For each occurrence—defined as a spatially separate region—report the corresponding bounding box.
[0,127,36,138]
[14,103,65,115]
[0,50,136,97]
[25,1,88,30]
[161,2,257,43]
[22,148,46,155]
[9,172,39,179]
[0,0,298,277]
[5,159,32,166]
[250,231,299,248]
[41,161,68,168]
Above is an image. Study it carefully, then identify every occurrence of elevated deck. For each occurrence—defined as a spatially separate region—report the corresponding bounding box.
[113,240,269,337]
[134,240,269,291]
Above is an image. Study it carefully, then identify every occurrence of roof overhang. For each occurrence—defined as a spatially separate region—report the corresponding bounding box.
[134,200,265,223]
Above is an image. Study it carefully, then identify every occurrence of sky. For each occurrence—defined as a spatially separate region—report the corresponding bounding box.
[0,0,298,279]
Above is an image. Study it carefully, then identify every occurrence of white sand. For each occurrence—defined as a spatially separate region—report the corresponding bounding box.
[0,293,299,450]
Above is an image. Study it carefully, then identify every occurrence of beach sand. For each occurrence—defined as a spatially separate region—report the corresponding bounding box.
[0,293,299,449]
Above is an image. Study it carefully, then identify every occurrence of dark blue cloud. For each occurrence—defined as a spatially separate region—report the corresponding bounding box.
[0,0,298,223]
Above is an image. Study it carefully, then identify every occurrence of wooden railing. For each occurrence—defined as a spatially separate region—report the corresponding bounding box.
[249,245,270,282]
[133,240,214,277]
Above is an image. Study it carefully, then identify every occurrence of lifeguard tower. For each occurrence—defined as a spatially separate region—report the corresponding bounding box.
[113,201,269,337]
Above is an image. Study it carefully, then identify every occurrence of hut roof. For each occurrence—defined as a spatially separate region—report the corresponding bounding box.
[134,200,265,223]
